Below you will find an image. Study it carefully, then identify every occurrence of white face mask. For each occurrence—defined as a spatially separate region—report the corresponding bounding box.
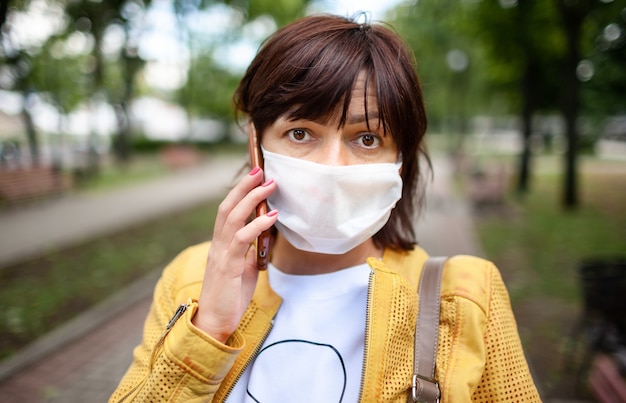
[262,148,403,255]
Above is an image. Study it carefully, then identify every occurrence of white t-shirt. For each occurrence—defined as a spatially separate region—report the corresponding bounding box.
[225,262,371,402]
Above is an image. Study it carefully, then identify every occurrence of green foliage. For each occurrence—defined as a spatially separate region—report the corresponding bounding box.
[28,35,90,113]
[391,0,624,208]
[180,50,241,119]
[392,0,487,130]
[462,1,564,113]
[580,1,626,117]
[130,137,179,152]
[172,0,312,123]
[227,0,311,26]
[0,0,154,161]
[391,0,624,122]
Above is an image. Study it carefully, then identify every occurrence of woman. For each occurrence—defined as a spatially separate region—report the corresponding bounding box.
[110,14,541,402]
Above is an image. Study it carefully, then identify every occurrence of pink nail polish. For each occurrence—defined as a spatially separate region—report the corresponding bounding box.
[262,179,274,187]
[249,166,261,175]
[266,209,278,217]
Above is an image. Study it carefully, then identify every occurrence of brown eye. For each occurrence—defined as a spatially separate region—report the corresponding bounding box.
[293,129,306,140]
[288,129,308,141]
[361,134,376,147]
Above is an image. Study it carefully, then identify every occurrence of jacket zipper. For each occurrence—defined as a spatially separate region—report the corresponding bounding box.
[357,270,375,402]
[116,377,146,403]
[222,318,275,401]
[116,303,190,403]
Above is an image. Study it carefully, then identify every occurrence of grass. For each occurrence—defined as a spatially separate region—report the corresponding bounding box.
[470,153,626,399]
[474,155,626,302]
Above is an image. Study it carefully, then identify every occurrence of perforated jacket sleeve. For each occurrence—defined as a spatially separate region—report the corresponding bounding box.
[432,256,541,402]
[108,248,245,403]
[470,262,541,402]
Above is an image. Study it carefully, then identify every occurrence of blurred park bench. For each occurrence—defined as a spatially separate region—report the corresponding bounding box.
[467,164,508,207]
[589,353,626,403]
[450,151,508,208]
[159,144,203,170]
[567,257,626,402]
[0,166,71,204]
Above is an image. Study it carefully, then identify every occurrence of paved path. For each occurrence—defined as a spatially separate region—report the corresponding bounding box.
[415,155,484,258]
[0,154,484,402]
[0,155,246,269]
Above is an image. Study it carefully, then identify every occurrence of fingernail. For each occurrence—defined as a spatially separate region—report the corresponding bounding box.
[262,179,274,187]
[249,166,261,175]
[266,209,278,217]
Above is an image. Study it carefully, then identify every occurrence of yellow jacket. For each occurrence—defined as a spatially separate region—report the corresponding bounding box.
[110,242,541,402]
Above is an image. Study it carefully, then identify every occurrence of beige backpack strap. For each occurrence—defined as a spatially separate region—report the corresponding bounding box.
[411,257,447,403]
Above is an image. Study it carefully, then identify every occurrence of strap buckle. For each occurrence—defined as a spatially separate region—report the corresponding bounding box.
[412,374,440,403]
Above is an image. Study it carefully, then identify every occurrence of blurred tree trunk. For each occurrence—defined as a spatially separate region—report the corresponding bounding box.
[0,0,8,33]
[64,0,146,172]
[112,47,143,164]
[516,0,537,195]
[555,0,590,209]
[21,93,39,167]
[462,0,561,196]
[2,2,40,167]
[89,20,107,175]
[113,103,131,163]
[518,64,535,195]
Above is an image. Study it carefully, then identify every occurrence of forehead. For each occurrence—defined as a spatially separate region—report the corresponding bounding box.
[349,73,377,109]
[287,72,380,127]
[342,74,382,128]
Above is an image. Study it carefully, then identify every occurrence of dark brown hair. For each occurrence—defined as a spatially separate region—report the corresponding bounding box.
[234,14,429,251]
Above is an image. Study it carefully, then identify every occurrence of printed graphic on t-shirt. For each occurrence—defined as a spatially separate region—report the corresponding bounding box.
[246,339,347,403]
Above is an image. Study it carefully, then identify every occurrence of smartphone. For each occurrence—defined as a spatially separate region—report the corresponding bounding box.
[248,124,271,270]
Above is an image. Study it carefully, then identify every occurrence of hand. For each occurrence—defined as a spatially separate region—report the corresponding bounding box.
[192,167,278,343]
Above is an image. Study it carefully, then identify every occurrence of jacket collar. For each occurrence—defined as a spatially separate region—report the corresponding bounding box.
[255,245,429,305]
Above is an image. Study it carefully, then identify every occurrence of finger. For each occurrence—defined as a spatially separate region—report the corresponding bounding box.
[223,210,278,268]
[205,205,276,279]
[219,179,276,245]
[213,167,264,236]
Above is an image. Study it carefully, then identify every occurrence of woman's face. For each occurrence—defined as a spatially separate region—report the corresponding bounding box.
[261,75,399,166]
